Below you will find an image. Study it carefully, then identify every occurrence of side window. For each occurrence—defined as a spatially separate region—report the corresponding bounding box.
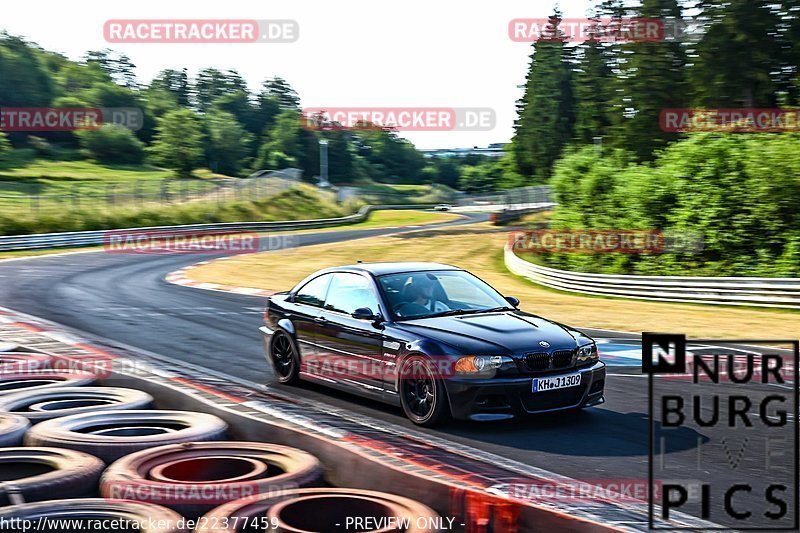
[294,274,332,308]
[324,273,379,315]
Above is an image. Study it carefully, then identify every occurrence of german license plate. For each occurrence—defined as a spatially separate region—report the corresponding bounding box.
[532,372,581,393]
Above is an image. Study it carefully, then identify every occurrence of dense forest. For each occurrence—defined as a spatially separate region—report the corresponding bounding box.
[510,0,800,276]
[0,36,430,184]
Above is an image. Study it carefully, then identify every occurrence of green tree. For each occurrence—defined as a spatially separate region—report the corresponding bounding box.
[254,109,320,178]
[50,59,110,97]
[194,68,247,112]
[611,0,686,159]
[254,94,282,136]
[352,123,424,183]
[204,110,253,176]
[140,86,180,119]
[148,108,204,177]
[211,90,262,142]
[149,69,191,107]
[573,30,613,145]
[511,10,575,180]
[0,33,55,106]
[260,77,300,110]
[322,129,354,184]
[85,49,138,89]
[783,0,800,104]
[77,124,145,164]
[690,0,783,107]
[426,158,461,188]
[461,163,506,194]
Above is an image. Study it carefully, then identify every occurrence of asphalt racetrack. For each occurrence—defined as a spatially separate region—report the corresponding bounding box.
[0,215,794,527]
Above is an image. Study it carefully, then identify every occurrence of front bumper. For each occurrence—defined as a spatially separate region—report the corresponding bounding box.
[445,361,606,421]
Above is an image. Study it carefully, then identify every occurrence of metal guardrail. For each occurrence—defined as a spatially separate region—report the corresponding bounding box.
[0,204,433,252]
[505,244,800,309]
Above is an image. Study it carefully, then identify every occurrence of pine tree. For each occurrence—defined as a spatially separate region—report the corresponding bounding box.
[611,0,686,159]
[573,26,613,145]
[511,10,576,181]
[690,0,784,107]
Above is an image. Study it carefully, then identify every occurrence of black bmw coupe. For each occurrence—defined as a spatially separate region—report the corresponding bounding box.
[260,262,606,426]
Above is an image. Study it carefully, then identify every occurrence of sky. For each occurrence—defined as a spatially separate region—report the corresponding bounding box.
[3,0,596,149]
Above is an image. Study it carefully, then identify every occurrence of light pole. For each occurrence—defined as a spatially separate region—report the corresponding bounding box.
[319,139,330,187]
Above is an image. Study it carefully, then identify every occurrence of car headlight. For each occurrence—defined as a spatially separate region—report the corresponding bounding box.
[454,355,513,373]
[577,343,599,364]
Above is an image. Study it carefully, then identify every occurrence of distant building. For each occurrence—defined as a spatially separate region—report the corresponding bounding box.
[419,143,508,158]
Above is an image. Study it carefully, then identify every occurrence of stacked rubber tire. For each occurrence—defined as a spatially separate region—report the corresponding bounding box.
[0,349,442,532]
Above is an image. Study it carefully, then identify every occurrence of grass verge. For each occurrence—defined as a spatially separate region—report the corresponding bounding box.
[186,224,800,339]
[0,184,347,235]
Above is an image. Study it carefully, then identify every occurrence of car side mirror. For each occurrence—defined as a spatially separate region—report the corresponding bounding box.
[505,296,520,307]
[352,307,377,320]
[352,307,384,328]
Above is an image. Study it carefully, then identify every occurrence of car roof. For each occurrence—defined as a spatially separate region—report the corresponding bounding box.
[320,262,461,276]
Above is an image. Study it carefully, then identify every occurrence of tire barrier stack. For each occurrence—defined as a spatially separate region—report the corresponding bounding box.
[100,441,324,518]
[0,387,154,422]
[0,370,96,394]
[25,410,229,463]
[0,347,444,532]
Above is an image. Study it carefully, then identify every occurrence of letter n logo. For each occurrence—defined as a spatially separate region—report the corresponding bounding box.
[642,332,686,374]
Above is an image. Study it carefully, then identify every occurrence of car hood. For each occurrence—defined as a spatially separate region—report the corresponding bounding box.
[394,311,584,355]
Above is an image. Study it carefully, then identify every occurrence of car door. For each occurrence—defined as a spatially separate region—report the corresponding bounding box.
[288,273,333,367]
[315,272,385,396]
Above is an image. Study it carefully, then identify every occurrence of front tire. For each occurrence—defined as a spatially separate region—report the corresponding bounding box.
[271,330,300,384]
[399,355,450,427]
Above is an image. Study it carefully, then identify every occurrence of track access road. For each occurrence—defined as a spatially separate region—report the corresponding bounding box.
[0,213,792,528]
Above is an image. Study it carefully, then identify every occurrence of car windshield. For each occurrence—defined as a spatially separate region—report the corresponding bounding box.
[377,270,512,320]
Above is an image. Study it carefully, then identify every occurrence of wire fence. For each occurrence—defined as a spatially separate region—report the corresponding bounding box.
[456,186,551,207]
[0,169,303,215]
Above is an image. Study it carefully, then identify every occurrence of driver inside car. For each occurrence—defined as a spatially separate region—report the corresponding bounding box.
[399,275,451,316]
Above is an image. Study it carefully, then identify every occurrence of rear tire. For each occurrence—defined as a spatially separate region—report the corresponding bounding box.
[271,330,300,385]
[399,355,450,427]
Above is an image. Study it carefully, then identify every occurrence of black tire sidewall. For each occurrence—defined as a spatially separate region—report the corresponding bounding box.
[399,355,450,427]
[271,330,300,384]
